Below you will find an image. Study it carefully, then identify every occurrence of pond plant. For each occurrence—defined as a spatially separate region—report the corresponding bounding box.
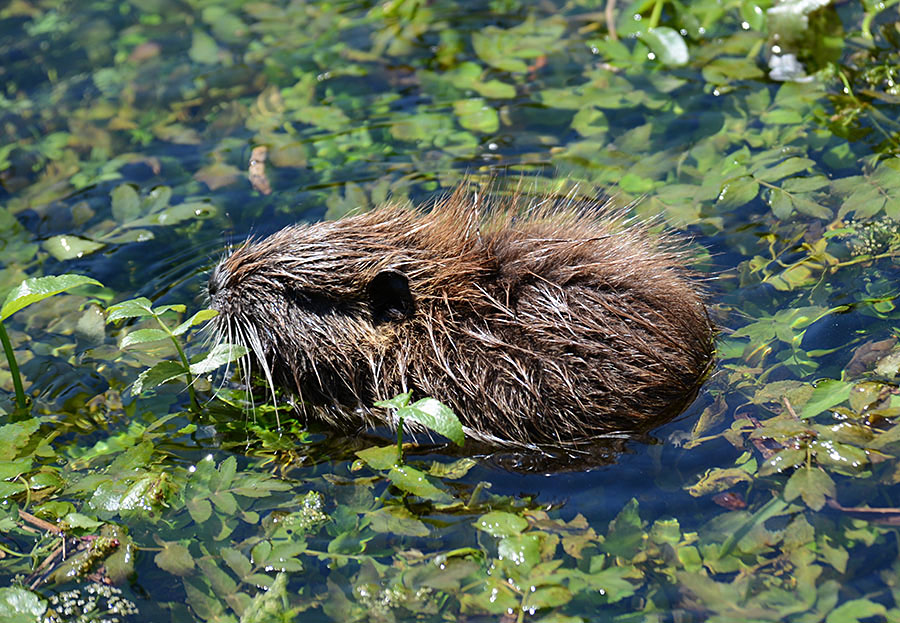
[2,0,900,622]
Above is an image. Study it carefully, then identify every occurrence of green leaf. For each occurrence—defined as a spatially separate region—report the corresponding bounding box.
[0,587,46,622]
[522,586,573,610]
[397,398,464,446]
[43,235,105,261]
[61,512,104,530]
[387,465,453,503]
[716,176,759,210]
[173,309,218,336]
[367,506,430,537]
[155,541,196,576]
[374,392,411,410]
[758,448,806,476]
[189,29,220,65]
[355,445,401,470]
[639,27,689,66]
[120,328,169,348]
[189,343,248,375]
[241,572,289,623]
[106,297,154,323]
[601,498,643,558]
[1,274,102,321]
[497,533,541,570]
[133,360,187,394]
[128,202,217,228]
[799,379,852,419]
[825,598,887,623]
[474,511,528,537]
[453,98,499,134]
[756,157,815,182]
[0,419,39,461]
[111,184,141,224]
[784,466,835,510]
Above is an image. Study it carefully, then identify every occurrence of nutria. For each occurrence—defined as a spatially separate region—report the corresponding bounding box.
[208,184,715,447]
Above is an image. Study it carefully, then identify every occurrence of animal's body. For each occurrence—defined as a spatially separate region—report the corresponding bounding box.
[208,186,715,446]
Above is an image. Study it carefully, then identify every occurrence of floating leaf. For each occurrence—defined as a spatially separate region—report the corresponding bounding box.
[453,98,499,134]
[639,27,689,66]
[43,235,105,261]
[475,511,528,538]
[387,465,453,502]
[355,445,401,470]
[111,184,141,224]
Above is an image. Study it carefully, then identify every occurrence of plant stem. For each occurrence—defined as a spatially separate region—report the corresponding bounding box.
[648,0,664,29]
[396,415,405,465]
[171,336,200,411]
[0,320,27,411]
[155,316,200,411]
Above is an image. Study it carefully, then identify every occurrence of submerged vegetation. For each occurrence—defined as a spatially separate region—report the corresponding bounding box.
[2,0,900,621]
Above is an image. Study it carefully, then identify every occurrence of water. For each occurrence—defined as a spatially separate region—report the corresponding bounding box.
[2,1,900,621]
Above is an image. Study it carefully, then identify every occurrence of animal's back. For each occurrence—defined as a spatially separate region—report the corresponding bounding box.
[210,186,716,447]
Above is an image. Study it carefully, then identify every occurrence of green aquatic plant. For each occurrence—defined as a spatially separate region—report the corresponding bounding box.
[373,391,464,463]
[836,215,900,257]
[105,298,245,412]
[0,275,102,412]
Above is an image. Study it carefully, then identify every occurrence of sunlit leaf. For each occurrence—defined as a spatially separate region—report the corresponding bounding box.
[1,274,102,321]
[120,328,169,348]
[387,465,453,502]
[474,511,528,537]
[43,235,105,261]
[106,297,154,323]
[189,342,248,375]
[397,397,464,446]
[639,27,689,66]
[0,587,46,621]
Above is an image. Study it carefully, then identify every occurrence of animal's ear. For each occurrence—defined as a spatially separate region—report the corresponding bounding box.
[368,269,414,324]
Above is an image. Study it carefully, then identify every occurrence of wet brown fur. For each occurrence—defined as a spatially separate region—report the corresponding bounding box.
[208,185,715,447]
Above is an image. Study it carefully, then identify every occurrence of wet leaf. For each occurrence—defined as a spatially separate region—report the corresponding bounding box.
[475,511,528,538]
[387,465,453,503]
[1,274,102,320]
[453,99,499,134]
[497,533,541,570]
[0,587,46,622]
[355,445,400,470]
[43,235,105,261]
[639,27,689,66]
[189,343,248,375]
[396,397,464,446]
[367,506,429,537]
[111,184,141,224]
